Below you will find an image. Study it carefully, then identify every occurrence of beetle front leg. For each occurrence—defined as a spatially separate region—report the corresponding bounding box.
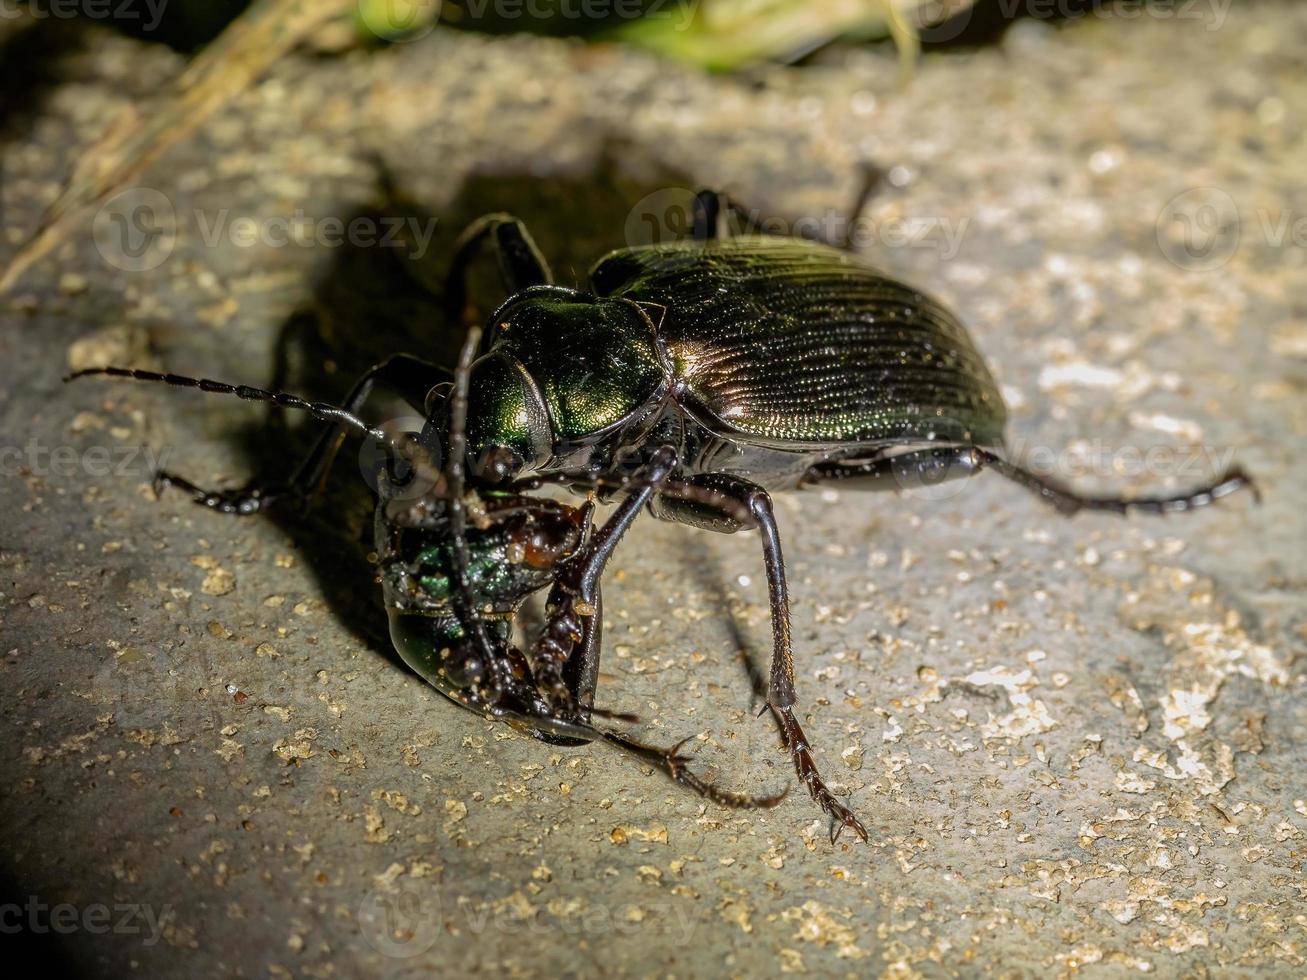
[531,447,680,713]
[649,474,870,844]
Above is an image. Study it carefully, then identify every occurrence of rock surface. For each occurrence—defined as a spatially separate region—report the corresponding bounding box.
[2,6,1304,976]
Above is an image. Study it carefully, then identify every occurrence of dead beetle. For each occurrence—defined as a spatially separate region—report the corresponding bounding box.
[68,330,785,813]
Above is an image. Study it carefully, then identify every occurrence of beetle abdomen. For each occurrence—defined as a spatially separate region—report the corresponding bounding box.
[591,237,1007,450]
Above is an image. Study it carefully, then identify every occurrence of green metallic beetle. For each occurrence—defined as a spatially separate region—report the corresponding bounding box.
[438,192,1254,842]
[70,191,1256,843]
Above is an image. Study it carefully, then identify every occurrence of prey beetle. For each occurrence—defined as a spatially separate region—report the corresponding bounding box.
[69,330,787,811]
[71,188,1255,843]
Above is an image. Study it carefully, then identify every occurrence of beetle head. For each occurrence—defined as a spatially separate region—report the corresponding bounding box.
[453,292,666,483]
[455,352,552,483]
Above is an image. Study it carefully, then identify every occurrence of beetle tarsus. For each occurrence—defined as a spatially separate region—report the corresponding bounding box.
[603,732,789,811]
[532,603,584,713]
[771,705,869,844]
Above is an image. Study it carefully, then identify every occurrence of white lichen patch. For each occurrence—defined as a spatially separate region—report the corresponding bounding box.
[961,665,1058,740]
[1120,567,1290,794]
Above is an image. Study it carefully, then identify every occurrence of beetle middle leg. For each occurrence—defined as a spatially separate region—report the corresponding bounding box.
[601,731,789,811]
[443,213,553,325]
[805,445,1257,515]
[648,473,870,844]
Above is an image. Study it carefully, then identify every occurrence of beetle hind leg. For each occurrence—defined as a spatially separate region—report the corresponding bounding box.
[971,449,1257,516]
[806,445,1257,516]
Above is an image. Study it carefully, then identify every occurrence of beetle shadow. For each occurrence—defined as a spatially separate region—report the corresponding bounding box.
[678,538,770,708]
[214,152,707,661]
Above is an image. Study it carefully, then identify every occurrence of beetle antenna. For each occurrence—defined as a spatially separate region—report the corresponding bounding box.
[443,327,508,690]
[65,366,451,498]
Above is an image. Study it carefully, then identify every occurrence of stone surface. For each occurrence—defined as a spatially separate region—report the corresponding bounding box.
[1,6,1304,976]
